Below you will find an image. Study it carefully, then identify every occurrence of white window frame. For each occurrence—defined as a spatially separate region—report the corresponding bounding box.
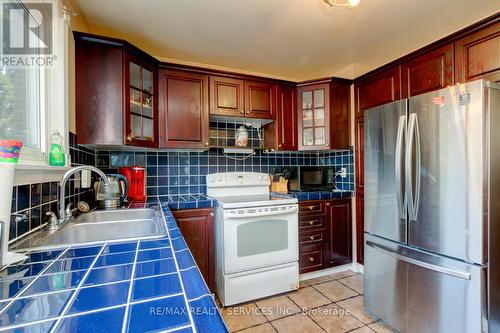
[16,0,68,168]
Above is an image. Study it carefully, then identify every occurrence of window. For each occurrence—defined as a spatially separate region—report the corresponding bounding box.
[0,0,67,166]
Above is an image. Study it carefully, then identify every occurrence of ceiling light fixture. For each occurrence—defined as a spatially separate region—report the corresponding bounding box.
[323,0,360,7]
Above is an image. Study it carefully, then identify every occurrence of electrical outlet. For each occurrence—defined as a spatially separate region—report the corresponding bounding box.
[339,167,347,178]
[81,170,91,188]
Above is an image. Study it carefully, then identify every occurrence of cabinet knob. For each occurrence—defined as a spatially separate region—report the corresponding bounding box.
[205,142,209,146]
[309,236,315,241]
[308,206,314,211]
[326,202,331,206]
[308,257,314,262]
[240,110,244,115]
[308,221,314,226]
[126,134,135,143]
[210,212,214,217]
[246,111,250,115]
[278,144,282,148]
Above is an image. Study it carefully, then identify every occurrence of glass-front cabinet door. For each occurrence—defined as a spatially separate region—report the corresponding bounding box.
[126,55,157,147]
[298,83,330,150]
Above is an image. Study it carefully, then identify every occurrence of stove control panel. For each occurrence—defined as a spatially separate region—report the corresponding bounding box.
[206,172,270,187]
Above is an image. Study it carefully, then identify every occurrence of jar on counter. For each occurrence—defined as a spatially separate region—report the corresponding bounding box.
[235,126,249,147]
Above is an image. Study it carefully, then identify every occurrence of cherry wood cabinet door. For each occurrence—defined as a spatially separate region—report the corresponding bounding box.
[355,190,364,264]
[75,41,124,145]
[276,85,297,150]
[402,44,454,98]
[209,76,245,117]
[173,209,215,291]
[244,81,276,119]
[325,199,352,266]
[355,116,364,190]
[297,83,331,150]
[355,66,401,115]
[354,116,364,264]
[159,70,209,149]
[455,21,500,83]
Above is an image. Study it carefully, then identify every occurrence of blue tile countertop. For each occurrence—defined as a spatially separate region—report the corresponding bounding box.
[0,203,228,333]
[157,194,215,211]
[284,190,353,201]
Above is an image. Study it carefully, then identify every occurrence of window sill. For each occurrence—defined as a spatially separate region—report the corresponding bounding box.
[14,164,71,186]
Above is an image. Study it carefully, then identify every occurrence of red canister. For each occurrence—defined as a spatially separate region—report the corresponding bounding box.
[119,166,146,202]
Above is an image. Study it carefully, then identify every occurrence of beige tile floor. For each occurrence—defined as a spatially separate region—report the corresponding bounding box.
[219,270,397,333]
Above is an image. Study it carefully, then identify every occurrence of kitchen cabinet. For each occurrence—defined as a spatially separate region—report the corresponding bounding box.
[355,191,364,264]
[298,199,352,273]
[354,116,365,264]
[74,32,159,148]
[455,21,500,83]
[172,208,215,291]
[159,69,209,149]
[298,83,330,150]
[209,76,245,117]
[297,80,351,150]
[402,44,454,98]
[326,199,352,266]
[264,84,298,151]
[355,66,401,115]
[244,81,276,119]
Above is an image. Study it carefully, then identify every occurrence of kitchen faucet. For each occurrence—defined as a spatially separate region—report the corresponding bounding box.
[57,166,110,227]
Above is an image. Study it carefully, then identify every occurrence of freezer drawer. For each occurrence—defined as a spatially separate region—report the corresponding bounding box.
[365,234,487,333]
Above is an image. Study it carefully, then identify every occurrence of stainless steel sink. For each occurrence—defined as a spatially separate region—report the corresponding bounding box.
[11,208,168,252]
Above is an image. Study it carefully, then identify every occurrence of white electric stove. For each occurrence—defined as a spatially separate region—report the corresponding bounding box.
[207,172,299,306]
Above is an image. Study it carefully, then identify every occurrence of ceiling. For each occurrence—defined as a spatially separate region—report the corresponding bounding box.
[73,0,499,81]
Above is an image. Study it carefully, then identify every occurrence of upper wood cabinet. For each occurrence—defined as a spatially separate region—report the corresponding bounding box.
[277,85,297,150]
[209,76,245,117]
[355,66,401,114]
[74,32,159,148]
[402,44,454,98]
[244,81,276,119]
[159,70,209,149]
[455,21,500,83]
[298,83,330,150]
[297,80,350,150]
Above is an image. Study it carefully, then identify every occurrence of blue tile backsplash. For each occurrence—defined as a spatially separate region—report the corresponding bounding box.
[97,148,355,197]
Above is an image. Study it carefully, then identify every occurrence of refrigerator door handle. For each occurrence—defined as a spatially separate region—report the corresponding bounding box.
[395,115,407,219]
[406,113,421,221]
[366,241,471,280]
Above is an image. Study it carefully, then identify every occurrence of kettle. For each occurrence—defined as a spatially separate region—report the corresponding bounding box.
[95,174,128,209]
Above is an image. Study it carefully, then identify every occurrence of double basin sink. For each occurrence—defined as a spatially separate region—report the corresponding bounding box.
[11,208,168,252]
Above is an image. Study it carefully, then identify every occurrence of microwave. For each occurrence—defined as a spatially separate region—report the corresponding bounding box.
[299,166,336,191]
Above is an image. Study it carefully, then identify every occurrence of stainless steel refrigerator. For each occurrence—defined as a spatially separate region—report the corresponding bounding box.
[364,79,500,333]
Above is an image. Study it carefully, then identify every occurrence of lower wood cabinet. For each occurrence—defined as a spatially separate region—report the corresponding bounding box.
[172,208,214,291]
[298,199,352,273]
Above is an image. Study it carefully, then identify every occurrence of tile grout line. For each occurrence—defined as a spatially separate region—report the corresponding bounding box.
[161,207,198,333]
[120,241,141,333]
[49,244,107,333]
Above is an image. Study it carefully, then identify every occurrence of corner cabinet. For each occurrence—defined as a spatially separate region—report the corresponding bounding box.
[159,69,209,149]
[297,79,350,150]
[172,208,215,291]
[74,32,159,148]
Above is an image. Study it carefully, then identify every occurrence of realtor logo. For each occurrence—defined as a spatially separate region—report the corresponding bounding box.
[2,1,52,54]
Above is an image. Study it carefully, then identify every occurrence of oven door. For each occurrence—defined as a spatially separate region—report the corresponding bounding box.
[223,204,298,274]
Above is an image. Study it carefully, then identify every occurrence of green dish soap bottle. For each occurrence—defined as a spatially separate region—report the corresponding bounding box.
[49,131,65,166]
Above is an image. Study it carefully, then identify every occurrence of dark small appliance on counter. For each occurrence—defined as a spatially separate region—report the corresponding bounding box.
[297,166,337,191]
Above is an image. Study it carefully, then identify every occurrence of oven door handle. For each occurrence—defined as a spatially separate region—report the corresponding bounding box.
[224,205,298,219]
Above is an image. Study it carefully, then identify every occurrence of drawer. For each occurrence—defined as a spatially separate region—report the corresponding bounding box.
[299,200,325,215]
[299,215,326,230]
[300,245,324,272]
[300,230,326,245]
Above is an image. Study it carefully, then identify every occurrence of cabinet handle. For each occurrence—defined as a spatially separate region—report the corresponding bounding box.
[205,142,209,146]
[309,236,315,241]
[278,144,282,148]
[326,202,331,207]
[126,134,135,143]
[246,111,250,115]
[308,221,314,226]
[209,212,214,217]
[308,257,314,262]
[240,110,244,115]
[308,206,315,211]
